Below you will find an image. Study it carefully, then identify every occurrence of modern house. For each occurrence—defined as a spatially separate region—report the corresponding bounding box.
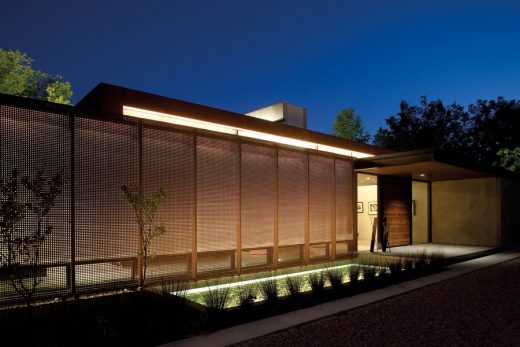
[1,83,519,303]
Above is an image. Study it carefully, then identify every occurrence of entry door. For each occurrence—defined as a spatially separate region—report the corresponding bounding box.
[378,176,412,247]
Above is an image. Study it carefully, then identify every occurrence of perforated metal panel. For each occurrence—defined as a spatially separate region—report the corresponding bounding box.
[240,143,276,267]
[277,149,307,263]
[1,97,358,304]
[196,136,239,273]
[0,105,71,303]
[74,116,139,290]
[142,124,194,278]
[335,159,354,241]
[309,155,334,245]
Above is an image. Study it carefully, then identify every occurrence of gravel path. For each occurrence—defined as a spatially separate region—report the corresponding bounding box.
[235,258,520,347]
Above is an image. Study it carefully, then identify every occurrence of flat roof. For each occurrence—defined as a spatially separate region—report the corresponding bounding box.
[355,149,517,181]
[76,83,392,157]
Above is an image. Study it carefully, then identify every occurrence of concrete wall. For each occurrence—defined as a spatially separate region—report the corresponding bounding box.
[500,178,520,246]
[412,181,429,244]
[357,185,378,241]
[431,177,499,247]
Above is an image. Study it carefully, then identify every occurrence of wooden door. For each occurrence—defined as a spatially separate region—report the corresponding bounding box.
[378,176,412,247]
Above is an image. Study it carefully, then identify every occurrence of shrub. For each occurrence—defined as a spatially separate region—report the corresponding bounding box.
[201,281,231,312]
[308,272,325,294]
[428,249,447,271]
[362,265,378,284]
[358,256,381,283]
[160,278,190,299]
[403,256,414,275]
[259,277,279,303]
[386,256,403,278]
[237,284,257,309]
[413,250,428,273]
[347,265,360,286]
[325,267,344,290]
[284,275,305,298]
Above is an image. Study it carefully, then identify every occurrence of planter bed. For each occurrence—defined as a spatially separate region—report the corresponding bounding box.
[0,251,446,346]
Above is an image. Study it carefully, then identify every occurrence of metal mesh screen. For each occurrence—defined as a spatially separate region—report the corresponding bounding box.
[0,105,71,303]
[196,136,239,273]
[1,98,358,304]
[309,155,334,242]
[240,143,276,267]
[142,125,194,278]
[335,159,354,242]
[74,116,139,291]
[277,149,307,263]
[309,155,334,259]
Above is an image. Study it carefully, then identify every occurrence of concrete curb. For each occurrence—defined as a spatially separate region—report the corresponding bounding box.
[161,250,520,347]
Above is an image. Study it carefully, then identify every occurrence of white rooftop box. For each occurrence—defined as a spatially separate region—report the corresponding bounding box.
[246,102,307,129]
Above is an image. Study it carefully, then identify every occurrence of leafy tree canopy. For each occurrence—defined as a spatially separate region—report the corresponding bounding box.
[0,48,72,104]
[374,96,520,172]
[332,108,371,143]
[497,147,520,172]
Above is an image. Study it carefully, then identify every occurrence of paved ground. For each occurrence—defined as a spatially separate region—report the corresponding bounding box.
[236,258,520,347]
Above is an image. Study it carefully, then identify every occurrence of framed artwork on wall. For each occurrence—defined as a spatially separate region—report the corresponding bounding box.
[357,202,363,213]
[368,201,378,215]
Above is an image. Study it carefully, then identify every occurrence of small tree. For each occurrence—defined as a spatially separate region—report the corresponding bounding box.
[332,108,371,143]
[119,185,166,289]
[0,168,65,308]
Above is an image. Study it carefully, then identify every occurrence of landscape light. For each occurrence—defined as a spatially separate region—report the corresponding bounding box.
[178,263,355,295]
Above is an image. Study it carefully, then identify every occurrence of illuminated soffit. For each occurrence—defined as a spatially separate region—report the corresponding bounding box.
[123,106,373,159]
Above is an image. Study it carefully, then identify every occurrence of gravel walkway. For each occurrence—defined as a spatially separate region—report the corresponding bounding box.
[235,258,520,347]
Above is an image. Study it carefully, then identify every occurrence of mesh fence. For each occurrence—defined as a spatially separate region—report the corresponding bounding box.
[0,105,71,304]
[0,99,355,305]
[74,115,139,292]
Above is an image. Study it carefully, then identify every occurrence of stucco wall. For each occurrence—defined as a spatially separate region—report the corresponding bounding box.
[357,185,378,241]
[432,177,499,246]
[412,181,429,244]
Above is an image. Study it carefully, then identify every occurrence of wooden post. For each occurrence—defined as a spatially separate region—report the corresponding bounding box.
[191,134,197,279]
[236,140,241,274]
[137,120,144,287]
[331,159,336,260]
[273,146,279,269]
[304,153,310,264]
[69,112,76,297]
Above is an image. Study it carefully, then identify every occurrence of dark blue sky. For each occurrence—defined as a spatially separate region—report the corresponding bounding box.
[1,0,519,138]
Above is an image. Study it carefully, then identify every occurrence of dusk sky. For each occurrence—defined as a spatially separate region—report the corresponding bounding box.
[1,0,519,139]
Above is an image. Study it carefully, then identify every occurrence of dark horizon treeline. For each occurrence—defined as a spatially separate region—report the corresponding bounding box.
[374,96,520,172]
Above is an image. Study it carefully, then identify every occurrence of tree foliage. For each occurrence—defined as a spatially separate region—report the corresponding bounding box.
[0,48,72,104]
[496,147,520,172]
[374,96,520,172]
[332,108,371,143]
[120,185,166,288]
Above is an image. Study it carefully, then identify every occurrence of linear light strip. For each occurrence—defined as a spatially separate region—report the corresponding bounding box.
[123,106,238,135]
[123,106,373,158]
[178,264,352,295]
[177,263,387,295]
[237,129,316,149]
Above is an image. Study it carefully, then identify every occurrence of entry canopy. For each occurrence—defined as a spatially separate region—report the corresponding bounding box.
[355,149,496,181]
